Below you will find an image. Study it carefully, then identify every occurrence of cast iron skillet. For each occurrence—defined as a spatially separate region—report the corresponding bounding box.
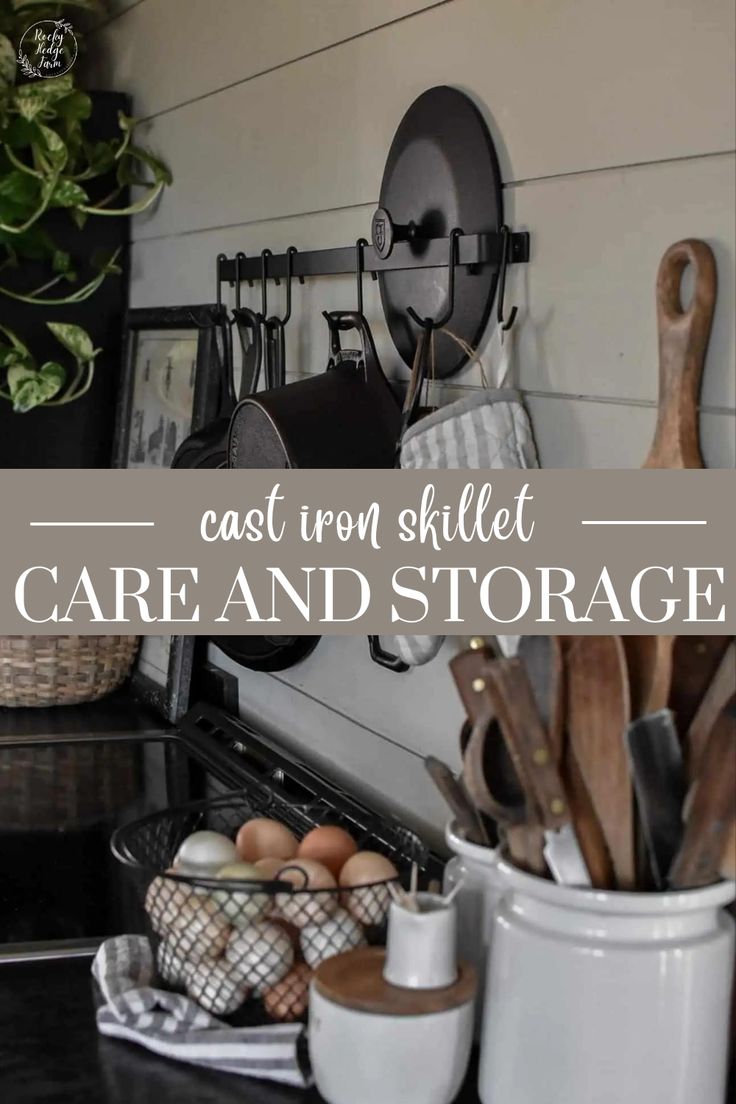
[211,635,320,673]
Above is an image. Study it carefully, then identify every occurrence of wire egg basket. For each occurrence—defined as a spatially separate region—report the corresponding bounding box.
[112,784,428,1024]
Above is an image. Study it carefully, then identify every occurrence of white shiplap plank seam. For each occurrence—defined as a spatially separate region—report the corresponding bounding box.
[129,0,453,126]
[129,147,733,245]
[505,148,736,190]
[493,390,735,417]
[275,368,735,417]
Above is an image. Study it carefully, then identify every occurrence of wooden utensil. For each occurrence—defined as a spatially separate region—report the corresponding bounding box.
[643,239,716,469]
[450,640,498,756]
[482,658,591,886]
[564,636,635,889]
[685,642,736,781]
[669,635,732,735]
[520,636,615,889]
[450,641,522,854]
[669,702,736,889]
[423,756,489,846]
[720,816,736,881]
[622,636,674,717]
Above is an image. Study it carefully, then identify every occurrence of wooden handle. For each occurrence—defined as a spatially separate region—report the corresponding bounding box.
[482,658,571,832]
[423,756,486,844]
[685,642,736,781]
[669,703,736,889]
[462,714,528,825]
[644,239,716,469]
[450,644,498,724]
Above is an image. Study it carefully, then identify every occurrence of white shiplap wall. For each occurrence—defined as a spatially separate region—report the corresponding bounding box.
[88,0,736,845]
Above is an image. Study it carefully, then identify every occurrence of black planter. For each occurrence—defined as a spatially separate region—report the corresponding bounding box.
[0,93,130,468]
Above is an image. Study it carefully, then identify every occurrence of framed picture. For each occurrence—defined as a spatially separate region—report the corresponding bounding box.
[113,305,228,469]
[129,635,195,723]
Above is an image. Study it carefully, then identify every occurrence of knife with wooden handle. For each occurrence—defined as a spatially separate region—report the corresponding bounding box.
[520,635,614,889]
[624,709,686,889]
[668,701,736,889]
[482,657,591,886]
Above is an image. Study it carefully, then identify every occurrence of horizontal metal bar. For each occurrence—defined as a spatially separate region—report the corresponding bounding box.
[218,230,529,284]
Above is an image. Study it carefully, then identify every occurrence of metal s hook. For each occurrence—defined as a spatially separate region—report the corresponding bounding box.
[497,225,518,331]
[280,246,297,326]
[260,249,272,319]
[216,253,227,309]
[234,252,245,310]
[355,237,369,315]
[407,228,462,330]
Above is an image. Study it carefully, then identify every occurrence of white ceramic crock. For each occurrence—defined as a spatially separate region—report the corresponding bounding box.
[384,891,458,989]
[443,820,502,1034]
[309,982,474,1104]
[479,859,736,1104]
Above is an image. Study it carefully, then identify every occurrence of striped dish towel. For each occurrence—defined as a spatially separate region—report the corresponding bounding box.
[92,936,310,1088]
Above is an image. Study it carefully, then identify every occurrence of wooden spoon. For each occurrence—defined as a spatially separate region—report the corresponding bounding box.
[564,636,635,889]
[683,641,735,779]
[622,636,674,717]
[669,702,736,889]
[669,635,732,735]
[643,239,716,469]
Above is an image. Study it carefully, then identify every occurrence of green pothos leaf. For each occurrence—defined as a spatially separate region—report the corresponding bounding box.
[0,322,31,359]
[37,124,68,171]
[47,320,97,362]
[8,360,65,411]
[0,33,15,91]
[48,176,87,207]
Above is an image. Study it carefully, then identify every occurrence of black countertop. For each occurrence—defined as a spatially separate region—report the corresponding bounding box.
[0,957,481,1103]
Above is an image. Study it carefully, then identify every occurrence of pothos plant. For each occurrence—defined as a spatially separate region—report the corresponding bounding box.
[0,0,171,413]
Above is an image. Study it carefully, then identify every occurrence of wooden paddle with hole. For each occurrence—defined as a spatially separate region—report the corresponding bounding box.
[564,636,635,889]
[643,239,716,469]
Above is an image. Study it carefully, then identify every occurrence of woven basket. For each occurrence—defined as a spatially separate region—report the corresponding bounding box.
[0,635,139,708]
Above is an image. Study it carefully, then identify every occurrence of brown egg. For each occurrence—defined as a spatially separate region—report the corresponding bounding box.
[262,963,313,1022]
[236,818,298,864]
[187,958,249,1016]
[275,859,338,928]
[297,825,358,878]
[339,851,399,927]
[167,896,232,962]
[254,856,286,880]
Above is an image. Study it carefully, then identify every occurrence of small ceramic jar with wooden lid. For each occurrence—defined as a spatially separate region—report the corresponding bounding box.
[308,946,475,1104]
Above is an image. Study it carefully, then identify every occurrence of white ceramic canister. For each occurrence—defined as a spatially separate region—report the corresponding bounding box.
[479,859,736,1104]
[443,819,502,1034]
[309,947,475,1104]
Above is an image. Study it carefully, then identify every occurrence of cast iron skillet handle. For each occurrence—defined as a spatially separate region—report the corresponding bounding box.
[233,307,263,398]
[323,309,385,382]
[368,636,410,673]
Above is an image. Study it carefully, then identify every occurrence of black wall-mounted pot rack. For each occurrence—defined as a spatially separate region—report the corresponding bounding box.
[217,229,529,284]
[215,86,531,379]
